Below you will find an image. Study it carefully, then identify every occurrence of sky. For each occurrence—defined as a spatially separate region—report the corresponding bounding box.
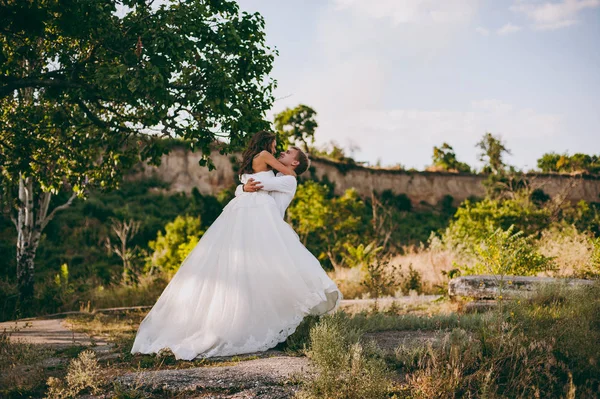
[235,0,600,170]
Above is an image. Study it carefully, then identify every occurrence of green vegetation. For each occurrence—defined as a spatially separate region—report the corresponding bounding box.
[147,215,204,276]
[1,0,276,305]
[538,152,600,174]
[274,104,318,153]
[431,142,471,173]
[295,283,600,399]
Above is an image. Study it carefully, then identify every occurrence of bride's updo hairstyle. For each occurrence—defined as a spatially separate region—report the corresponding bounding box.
[239,130,277,175]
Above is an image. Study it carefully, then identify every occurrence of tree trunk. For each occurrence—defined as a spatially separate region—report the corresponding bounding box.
[15,176,45,305]
[13,175,76,306]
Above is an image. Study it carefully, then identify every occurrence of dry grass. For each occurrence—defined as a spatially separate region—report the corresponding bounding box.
[327,267,368,299]
[389,246,458,293]
[538,224,598,277]
[327,245,459,299]
[0,324,57,398]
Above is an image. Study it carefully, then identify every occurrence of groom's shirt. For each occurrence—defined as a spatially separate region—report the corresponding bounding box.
[235,172,297,218]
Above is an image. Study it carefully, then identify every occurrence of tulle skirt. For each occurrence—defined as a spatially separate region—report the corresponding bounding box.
[131,191,342,360]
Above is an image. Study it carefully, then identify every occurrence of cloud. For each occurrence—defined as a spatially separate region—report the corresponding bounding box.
[497,22,523,35]
[331,100,563,169]
[510,0,600,30]
[475,26,490,35]
[267,1,562,169]
[333,0,479,25]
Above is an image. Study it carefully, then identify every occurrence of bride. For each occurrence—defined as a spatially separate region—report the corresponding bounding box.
[131,131,342,360]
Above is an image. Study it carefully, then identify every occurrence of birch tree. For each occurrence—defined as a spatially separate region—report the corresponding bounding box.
[0,0,276,303]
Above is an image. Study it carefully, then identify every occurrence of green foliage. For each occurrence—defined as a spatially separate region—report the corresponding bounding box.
[288,181,371,269]
[0,0,276,190]
[463,225,556,277]
[401,264,423,294]
[431,142,471,173]
[343,242,383,270]
[556,200,600,237]
[476,132,511,174]
[361,257,399,302]
[537,152,600,174]
[147,215,204,275]
[53,264,75,303]
[273,104,317,152]
[442,197,551,255]
[297,313,391,399]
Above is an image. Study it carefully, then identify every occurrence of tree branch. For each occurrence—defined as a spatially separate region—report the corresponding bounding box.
[41,192,77,230]
[0,78,84,99]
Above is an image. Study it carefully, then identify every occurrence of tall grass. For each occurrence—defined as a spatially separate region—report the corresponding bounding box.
[295,312,392,399]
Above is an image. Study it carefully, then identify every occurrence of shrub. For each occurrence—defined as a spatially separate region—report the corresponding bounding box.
[146,215,204,275]
[361,257,399,302]
[442,198,551,256]
[461,225,556,277]
[296,313,391,399]
[46,350,104,399]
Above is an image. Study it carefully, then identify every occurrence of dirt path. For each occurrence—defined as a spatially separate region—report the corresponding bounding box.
[2,297,443,398]
[117,354,309,398]
[0,318,109,348]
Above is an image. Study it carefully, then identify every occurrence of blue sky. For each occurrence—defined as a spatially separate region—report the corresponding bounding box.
[236,0,600,170]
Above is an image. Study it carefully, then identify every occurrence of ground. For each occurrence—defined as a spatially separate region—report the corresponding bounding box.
[0,295,448,399]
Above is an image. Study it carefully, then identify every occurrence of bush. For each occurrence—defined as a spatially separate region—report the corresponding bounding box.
[442,197,551,256]
[461,225,556,277]
[296,313,391,399]
[146,215,204,275]
[46,350,104,399]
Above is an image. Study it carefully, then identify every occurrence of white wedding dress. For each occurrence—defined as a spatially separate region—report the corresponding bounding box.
[131,170,342,360]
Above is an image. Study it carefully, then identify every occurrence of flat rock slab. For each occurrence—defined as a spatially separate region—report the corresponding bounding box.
[117,356,309,398]
[448,275,594,299]
[0,318,109,348]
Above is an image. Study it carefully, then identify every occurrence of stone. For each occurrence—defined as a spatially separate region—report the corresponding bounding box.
[448,275,595,299]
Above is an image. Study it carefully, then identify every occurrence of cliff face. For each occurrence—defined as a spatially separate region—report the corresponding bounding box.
[129,146,600,206]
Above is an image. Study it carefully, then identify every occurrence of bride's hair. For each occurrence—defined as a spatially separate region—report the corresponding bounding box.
[239,130,277,174]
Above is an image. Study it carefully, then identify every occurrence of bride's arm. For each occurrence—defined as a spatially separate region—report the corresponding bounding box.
[258,151,297,177]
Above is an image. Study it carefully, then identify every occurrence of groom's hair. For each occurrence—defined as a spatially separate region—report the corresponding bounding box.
[291,146,310,175]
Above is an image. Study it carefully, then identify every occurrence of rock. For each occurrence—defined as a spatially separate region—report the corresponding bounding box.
[448,275,595,299]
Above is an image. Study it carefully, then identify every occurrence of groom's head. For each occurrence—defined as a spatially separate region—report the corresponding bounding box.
[279,146,310,175]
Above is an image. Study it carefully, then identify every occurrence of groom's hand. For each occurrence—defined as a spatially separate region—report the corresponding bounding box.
[243,178,263,192]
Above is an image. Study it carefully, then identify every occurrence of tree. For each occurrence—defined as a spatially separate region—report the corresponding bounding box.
[273,104,317,152]
[537,152,562,173]
[105,217,141,285]
[431,142,471,173]
[537,152,600,175]
[476,133,511,174]
[0,0,275,303]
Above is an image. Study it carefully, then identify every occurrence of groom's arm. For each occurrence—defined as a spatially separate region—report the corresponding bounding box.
[234,178,263,197]
[256,175,297,194]
[234,176,296,196]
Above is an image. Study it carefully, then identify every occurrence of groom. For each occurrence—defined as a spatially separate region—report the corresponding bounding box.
[234,146,309,218]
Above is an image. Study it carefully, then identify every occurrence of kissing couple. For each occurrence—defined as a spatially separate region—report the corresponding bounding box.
[131,130,342,360]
